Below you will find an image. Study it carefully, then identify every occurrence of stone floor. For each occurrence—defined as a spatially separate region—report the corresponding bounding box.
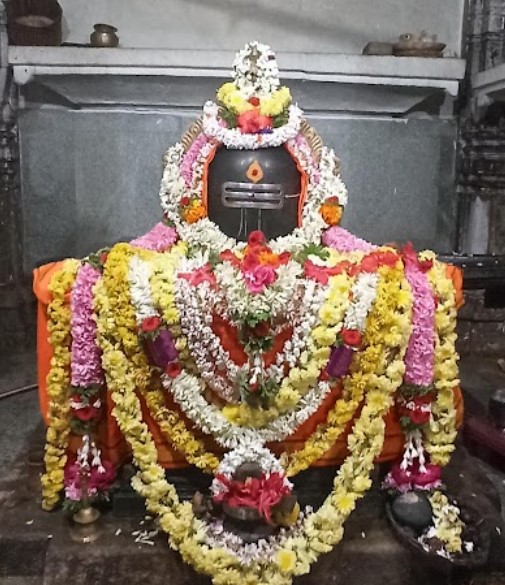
[1,350,505,584]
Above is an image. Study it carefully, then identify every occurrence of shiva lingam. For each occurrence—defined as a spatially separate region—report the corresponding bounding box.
[192,462,299,544]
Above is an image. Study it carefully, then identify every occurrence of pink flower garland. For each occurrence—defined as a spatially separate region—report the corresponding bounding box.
[130,222,178,252]
[180,133,208,187]
[322,226,376,253]
[70,264,104,387]
[403,263,436,386]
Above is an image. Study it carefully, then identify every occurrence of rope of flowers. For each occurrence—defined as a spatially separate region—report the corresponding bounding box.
[423,258,459,466]
[158,270,357,443]
[128,250,220,473]
[102,243,220,471]
[283,265,402,476]
[96,261,412,585]
[41,259,80,510]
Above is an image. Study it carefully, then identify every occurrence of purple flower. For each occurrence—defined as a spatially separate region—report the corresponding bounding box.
[326,345,354,378]
[70,265,104,387]
[145,329,178,368]
[322,226,376,253]
[130,223,178,252]
[403,264,436,386]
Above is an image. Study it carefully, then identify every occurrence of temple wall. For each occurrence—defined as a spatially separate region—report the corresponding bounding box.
[19,107,457,272]
[57,0,466,57]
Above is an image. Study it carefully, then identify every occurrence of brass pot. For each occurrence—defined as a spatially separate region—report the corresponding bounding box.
[90,23,119,48]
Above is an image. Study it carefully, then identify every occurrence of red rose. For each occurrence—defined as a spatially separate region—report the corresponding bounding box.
[180,196,190,206]
[165,361,182,379]
[409,408,431,426]
[248,96,260,107]
[249,382,260,393]
[237,110,272,134]
[248,230,266,247]
[413,463,441,488]
[418,258,433,273]
[141,316,162,333]
[99,252,108,264]
[341,329,362,347]
[89,459,116,492]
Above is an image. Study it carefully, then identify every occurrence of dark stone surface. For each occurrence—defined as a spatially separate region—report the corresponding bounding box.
[1,364,505,584]
[391,492,433,531]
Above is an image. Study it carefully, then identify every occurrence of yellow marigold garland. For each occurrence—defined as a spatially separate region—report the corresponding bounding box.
[284,263,412,477]
[424,259,459,466]
[41,259,80,510]
[101,244,220,472]
[96,260,414,585]
[223,272,355,427]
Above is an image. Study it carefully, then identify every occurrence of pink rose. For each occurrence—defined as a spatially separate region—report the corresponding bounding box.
[89,459,116,492]
[412,463,442,489]
[244,265,277,294]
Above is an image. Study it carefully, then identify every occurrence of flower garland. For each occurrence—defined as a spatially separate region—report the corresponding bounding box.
[424,258,459,466]
[202,101,302,150]
[127,249,221,472]
[217,82,291,118]
[96,258,413,585]
[41,259,80,510]
[419,491,464,556]
[283,264,408,476]
[322,226,376,254]
[70,264,104,388]
[159,134,347,257]
[102,243,221,472]
[130,222,179,252]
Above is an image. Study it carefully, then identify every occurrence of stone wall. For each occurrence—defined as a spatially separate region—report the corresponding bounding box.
[457,289,505,356]
[58,0,466,56]
[18,108,458,273]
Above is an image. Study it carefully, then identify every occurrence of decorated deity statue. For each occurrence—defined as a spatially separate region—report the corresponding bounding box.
[34,42,469,584]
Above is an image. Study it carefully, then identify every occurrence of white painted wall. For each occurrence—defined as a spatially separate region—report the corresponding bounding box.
[59,0,466,57]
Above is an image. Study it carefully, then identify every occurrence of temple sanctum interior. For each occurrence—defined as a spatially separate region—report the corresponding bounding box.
[1,2,505,585]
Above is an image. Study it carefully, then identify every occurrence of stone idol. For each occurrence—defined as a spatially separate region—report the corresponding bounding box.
[33,42,484,585]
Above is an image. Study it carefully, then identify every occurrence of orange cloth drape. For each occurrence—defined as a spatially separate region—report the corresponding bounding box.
[33,262,464,469]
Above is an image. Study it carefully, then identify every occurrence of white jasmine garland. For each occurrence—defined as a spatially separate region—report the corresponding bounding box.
[232,42,280,98]
[162,370,334,448]
[343,272,380,331]
[201,512,307,567]
[202,101,302,150]
[213,259,303,324]
[128,256,160,325]
[211,442,292,492]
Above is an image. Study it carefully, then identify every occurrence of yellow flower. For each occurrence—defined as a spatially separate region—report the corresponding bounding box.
[335,492,356,514]
[276,549,296,573]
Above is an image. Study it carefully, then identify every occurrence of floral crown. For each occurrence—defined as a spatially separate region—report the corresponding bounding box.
[159,41,348,252]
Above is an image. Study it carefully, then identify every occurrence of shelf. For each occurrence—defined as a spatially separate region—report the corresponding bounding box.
[473,62,505,109]
[8,46,466,113]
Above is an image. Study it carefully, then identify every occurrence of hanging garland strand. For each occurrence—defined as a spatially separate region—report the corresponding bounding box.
[102,243,220,472]
[284,263,412,477]
[41,259,80,510]
[95,261,412,585]
[424,259,459,466]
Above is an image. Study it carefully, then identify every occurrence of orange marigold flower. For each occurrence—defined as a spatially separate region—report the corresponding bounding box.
[320,202,343,226]
[183,203,206,224]
[258,249,280,266]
